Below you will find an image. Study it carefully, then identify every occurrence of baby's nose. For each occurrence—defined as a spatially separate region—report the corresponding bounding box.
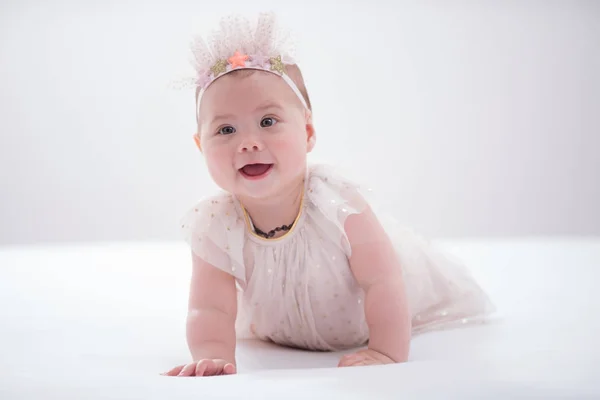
[238,136,264,152]
[240,143,260,152]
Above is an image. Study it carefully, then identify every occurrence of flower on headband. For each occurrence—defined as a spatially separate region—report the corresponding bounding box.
[250,53,270,68]
[269,55,286,75]
[228,51,249,68]
[195,73,212,88]
[210,59,228,77]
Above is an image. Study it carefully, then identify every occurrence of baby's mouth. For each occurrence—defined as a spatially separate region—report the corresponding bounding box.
[239,163,273,178]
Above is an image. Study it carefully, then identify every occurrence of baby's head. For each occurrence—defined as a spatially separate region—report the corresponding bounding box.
[189,14,315,202]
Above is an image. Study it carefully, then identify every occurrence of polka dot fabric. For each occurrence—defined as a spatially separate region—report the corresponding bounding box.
[181,164,495,351]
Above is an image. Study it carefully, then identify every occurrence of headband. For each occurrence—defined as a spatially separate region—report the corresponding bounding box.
[175,13,309,120]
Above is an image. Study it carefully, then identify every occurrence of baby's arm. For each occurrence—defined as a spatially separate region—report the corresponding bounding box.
[187,251,238,361]
[341,205,411,365]
[163,251,238,376]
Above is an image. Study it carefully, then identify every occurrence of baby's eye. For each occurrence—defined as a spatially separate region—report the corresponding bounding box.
[260,117,277,128]
[218,126,236,135]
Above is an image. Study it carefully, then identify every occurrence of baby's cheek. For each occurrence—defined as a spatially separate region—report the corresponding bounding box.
[273,136,307,166]
[204,149,233,188]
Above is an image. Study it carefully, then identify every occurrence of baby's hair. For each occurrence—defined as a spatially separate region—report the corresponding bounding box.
[195,64,312,125]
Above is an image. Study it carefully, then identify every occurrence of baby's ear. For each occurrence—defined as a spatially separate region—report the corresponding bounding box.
[305,109,316,152]
[307,134,316,152]
[193,134,202,152]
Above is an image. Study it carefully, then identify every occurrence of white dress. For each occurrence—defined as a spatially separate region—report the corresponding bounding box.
[181,164,495,351]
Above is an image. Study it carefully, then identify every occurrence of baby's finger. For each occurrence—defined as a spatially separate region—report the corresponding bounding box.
[204,359,233,376]
[161,365,185,376]
[178,363,198,377]
[205,360,224,376]
[338,354,360,367]
[223,363,236,375]
[199,360,236,376]
[195,359,218,376]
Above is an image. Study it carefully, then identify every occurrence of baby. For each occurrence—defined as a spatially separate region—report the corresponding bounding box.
[163,13,494,377]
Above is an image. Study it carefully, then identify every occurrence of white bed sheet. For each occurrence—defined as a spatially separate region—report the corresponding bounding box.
[0,238,598,399]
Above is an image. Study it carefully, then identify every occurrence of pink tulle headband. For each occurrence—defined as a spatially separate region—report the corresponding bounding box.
[174,13,309,119]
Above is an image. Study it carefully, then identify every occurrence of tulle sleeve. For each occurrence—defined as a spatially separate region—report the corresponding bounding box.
[304,164,371,257]
[180,192,247,288]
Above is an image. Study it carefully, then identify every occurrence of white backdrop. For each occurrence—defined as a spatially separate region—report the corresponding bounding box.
[1,0,598,246]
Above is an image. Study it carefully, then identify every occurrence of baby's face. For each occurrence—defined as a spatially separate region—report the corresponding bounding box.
[197,70,314,200]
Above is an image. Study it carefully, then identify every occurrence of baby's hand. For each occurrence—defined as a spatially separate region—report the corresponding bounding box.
[161,359,236,377]
[338,349,396,368]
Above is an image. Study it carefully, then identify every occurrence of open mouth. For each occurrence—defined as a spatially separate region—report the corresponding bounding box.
[239,163,274,180]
